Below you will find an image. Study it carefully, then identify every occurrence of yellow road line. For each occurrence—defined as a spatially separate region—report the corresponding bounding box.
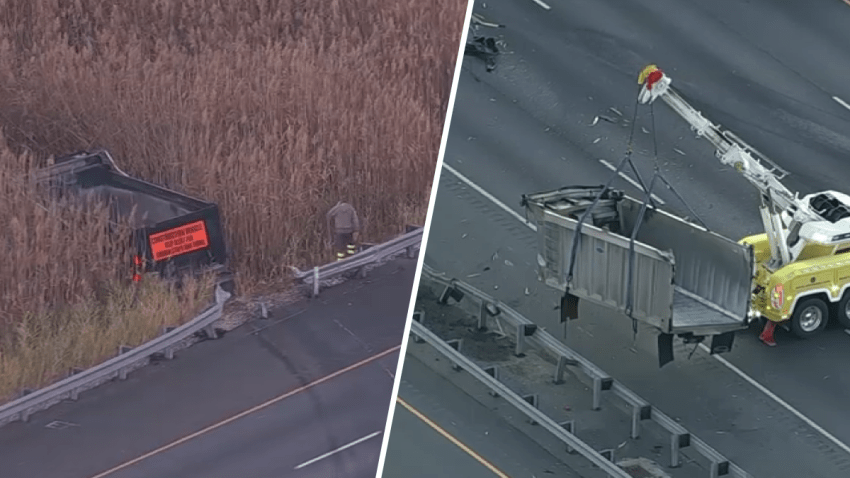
[396,397,511,478]
[89,345,402,478]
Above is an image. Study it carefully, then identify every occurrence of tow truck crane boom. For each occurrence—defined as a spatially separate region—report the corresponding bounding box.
[636,65,829,270]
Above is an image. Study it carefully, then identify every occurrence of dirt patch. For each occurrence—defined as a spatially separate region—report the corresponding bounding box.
[415,283,516,363]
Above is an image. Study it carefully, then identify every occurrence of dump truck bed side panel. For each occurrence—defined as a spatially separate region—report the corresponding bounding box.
[535,208,676,332]
[618,200,753,328]
[524,187,753,337]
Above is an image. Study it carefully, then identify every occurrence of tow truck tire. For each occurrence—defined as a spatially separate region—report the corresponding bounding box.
[790,297,829,339]
[836,293,850,329]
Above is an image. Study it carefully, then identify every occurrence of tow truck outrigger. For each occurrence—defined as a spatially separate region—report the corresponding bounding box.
[638,64,850,346]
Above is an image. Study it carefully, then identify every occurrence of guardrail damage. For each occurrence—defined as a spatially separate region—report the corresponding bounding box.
[408,264,753,478]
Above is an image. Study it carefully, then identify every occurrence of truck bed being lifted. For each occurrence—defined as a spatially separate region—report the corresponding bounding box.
[521,186,754,364]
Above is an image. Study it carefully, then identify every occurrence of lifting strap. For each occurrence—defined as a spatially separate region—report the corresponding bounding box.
[565,85,646,340]
[564,84,712,345]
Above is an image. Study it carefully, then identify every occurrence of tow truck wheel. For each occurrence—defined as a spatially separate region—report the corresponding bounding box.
[790,298,829,339]
[836,293,850,329]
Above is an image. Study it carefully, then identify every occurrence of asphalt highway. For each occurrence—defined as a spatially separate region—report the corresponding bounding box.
[0,256,416,478]
[422,0,850,476]
[381,353,581,478]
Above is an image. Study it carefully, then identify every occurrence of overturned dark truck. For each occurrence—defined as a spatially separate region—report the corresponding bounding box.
[35,149,235,293]
[521,186,755,367]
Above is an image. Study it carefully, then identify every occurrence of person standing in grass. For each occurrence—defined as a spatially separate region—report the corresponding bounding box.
[326,200,361,261]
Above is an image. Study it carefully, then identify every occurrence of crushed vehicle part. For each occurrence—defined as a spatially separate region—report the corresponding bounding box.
[35,149,235,293]
[465,25,499,72]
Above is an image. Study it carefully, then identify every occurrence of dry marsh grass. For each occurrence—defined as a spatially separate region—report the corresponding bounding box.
[0,0,465,402]
[0,270,215,404]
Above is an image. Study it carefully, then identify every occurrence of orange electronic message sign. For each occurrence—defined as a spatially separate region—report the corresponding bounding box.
[149,220,210,262]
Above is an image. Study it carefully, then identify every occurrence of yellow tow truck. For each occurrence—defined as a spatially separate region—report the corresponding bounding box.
[638,65,850,345]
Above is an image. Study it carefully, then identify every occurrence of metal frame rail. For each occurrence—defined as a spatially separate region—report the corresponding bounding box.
[0,285,232,429]
[417,263,752,478]
[291,225,423,297]
[409,319,632,477]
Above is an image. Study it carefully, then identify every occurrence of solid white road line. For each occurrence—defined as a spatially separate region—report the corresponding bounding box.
[697,343,850,456]
[442,163,537,231]
[598,159,666,205]
[531,0,551,10]
[441,164,850,457]
[294,430,383,470]
[833,96,850,112]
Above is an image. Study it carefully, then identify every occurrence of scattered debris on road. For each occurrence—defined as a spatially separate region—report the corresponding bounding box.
[471,13,504,29]
[465,24,500,72]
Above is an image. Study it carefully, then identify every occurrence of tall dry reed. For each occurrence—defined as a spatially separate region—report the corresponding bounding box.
[0,0,465,402]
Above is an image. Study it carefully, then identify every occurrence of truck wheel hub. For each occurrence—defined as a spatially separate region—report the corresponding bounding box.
[800,306,822,332]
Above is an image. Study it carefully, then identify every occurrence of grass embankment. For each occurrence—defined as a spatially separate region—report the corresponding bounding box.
[0,0,466,403]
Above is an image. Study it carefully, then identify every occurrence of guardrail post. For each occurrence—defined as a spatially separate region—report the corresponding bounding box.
[483,366,500,397]
[715,460,729,477]
[19,391,33,422]
[515,324,538,357]
[592,377,603,410]
[631,404,652,439]
[587,376,613,411]
[117,346,132,379]
[439,284,464,305]
[67,368,83,400]
[204,324,218,340]
[522,394,539,425]
[670,433,690,468]
[560,420,576,453]
[411,311,425,343]
[478,302,500,330]
[553,355,578,384]
[312,266,320,298]
[446,339,463,370]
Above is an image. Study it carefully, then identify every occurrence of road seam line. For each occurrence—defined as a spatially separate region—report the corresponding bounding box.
[396,397,510,478]
[87,344,402,478]
[441,163,850,456]
[294,430,383,470]
[598,159,666,205]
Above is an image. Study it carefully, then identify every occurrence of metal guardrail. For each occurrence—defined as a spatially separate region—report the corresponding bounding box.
[0,285,232,429]
[291,225,423,297]
[0,227,420,429]
[417,264,753,478]
[410,320,633,478]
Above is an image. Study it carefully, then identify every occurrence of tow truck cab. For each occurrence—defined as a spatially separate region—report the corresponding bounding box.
[739,230,850,337]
